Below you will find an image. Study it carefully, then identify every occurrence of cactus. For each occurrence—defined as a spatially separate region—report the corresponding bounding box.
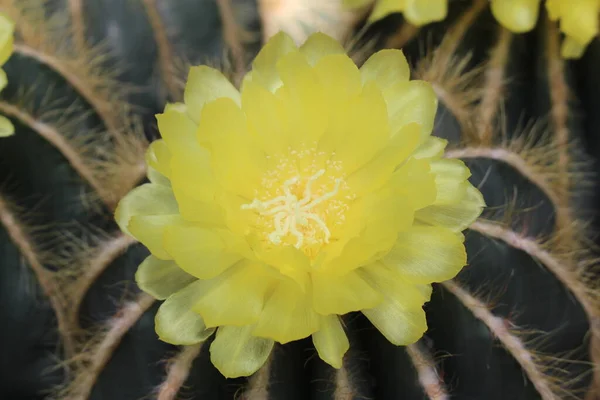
[0,0,598,399]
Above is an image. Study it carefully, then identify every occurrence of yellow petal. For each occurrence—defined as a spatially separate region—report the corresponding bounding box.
[172,191,225,226]
[359,263,429,345]
[191,260,276,328]
[145,139,171,182]
[412,136,447,159]
[383,80,438,143]
[313,54,362,108]
[163,224,243,279]
[251,31,297,92]
[388,157,437,210]
[555,0,599,45]
[135,255,196,300]
[0,68,6,91]
[415,183,485,231]
[331,81,390,174]
[312,315,349,369]
[404,0,448,25]
[382,226,466,283]
[362,302,428,345]
[155,280,215,345]
[344,0,373,8]
[0,13,14,66]
[346,123,420,197]
[0,114,14,137]
[210,325,274,378]
[256,245,311,291]
[360,49,410,90]
[561,36,587,59]
[491,0,541,33]
[312,270,383,315]
[241,79,288,155]
[299,32,346,66]
[129,214,183,260]
[184,66,241,123]
[201,98,266,199]
[545,0,561,20]
[253,280,320,343]
[429,159,471,204]
[115,183,179,236]
[275,51,328,146]
[368,0,405,22]
[324,186,414,274]
[156,105,200,158]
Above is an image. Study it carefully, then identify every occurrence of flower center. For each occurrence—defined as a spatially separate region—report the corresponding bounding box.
[242,169,342,249]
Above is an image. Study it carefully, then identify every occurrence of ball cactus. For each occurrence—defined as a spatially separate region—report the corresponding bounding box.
[0,0,598,399]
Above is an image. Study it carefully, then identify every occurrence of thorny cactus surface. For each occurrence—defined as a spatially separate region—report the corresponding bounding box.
[0,0,599,399]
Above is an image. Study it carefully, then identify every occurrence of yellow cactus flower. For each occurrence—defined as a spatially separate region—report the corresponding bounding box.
[0,13,14,137]
[490,0,541,33]
[344,0,448,25]
[546,0,599,58]
[115,31,485,378]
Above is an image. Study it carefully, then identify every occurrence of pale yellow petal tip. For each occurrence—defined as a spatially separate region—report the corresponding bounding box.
[491,0,540,33]
[0,114,14,137]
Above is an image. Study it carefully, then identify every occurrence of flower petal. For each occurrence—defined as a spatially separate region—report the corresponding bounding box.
[200,98,267,199]
[155,280,215,345]
[210,325,274,378]
[135,255,196,300]
[312,315,349,369]
[129,214,183,260]
[556,1,599,46]
[382,226,466,284]
[115,183,179,236]
[387,157,437,211]
[491,0,541,33]
[360,49,410,90]
[253,279,320,343]
[404,0,448,25]
[368,0,405,22]
[346,123,420,197]
[242,79,288,155]
[145,140,171,185]
[331,81,390,174]
[251,31,297,92]
[191,260,276,328]
[184,66,241,123]
[276,51,328,146]
[359,263,429,345]
[312,270,383,315]
[299,32,346,66]
[429,159,471,204]
[561,36,587,59]
[383,80,437,142]
[415,183,485,231]
[163,224,243,279]
[0,114,13,137]
[0,68,6,91]
[156,105,200,158]
[0,14,14,66]
[412,136,447,159]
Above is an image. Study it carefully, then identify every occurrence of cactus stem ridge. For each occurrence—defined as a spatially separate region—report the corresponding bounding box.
[3,0,132,136]
[141,0,180,101]
[333,361,355,400]
[406,343,449,400]
[242,352,273,400]
[0,194,76,359]
[442,280,560,400]
[59,232,137,332]
[156,343,205,400]
[216,0,247,86]
[0,100,112,207]
[60,293,155,400]
[66,0,85,53]
[478,27,513,144]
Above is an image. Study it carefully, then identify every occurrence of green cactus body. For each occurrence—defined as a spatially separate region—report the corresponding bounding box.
[0,0,598,399]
